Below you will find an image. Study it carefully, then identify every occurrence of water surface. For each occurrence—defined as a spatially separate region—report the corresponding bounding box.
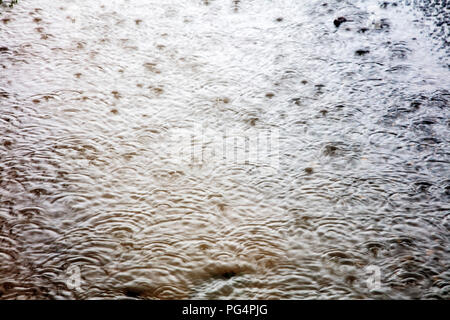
[0,0,449,299]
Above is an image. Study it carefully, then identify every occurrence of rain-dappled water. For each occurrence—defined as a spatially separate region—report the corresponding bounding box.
[0,0,449,299]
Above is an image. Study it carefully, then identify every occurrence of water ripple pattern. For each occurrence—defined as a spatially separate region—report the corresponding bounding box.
[0,0,449,299]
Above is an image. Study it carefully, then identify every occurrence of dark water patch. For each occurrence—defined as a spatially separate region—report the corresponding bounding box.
[355,49,370,56]
[334,17,348,28]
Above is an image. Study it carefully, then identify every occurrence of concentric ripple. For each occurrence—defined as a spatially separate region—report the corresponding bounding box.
[0,0,449,299]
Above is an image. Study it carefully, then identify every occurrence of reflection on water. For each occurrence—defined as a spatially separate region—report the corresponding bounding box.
[0,0,449,299]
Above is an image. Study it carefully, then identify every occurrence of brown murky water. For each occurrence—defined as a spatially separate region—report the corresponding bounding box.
[0,0,449,299]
